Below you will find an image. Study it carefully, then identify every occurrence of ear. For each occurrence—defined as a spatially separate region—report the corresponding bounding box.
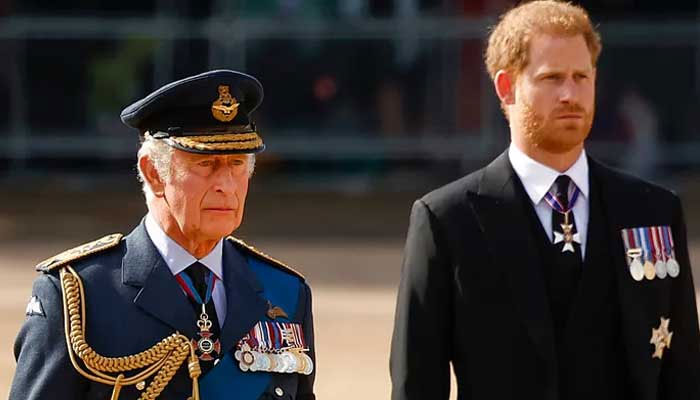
[494,70,516,105]
[139,156,165,197]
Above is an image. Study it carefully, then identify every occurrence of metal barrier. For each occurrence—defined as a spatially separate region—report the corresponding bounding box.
[1,16,699,177]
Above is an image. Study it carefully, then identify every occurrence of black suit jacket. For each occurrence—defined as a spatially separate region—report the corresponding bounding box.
[10,221,315,400]
[390,151,700,400]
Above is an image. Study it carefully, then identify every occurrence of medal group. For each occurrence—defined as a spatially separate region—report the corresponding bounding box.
[235,321,314,375]
[621,226,680,281]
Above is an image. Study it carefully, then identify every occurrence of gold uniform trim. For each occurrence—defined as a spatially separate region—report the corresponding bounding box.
[176,133,259,143]
[59,265,201,400]
[170,133,263,152]
[227,236,306,280]
[36,233,124,272]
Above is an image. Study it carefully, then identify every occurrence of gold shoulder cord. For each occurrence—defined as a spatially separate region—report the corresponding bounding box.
[59,265,201,400]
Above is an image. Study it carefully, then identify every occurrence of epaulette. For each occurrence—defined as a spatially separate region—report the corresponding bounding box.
[36,233,124,272]
[227,236,305,280]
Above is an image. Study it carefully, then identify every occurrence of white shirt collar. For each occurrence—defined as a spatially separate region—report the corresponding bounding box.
[144,213,223,279]
[508,143,590,205]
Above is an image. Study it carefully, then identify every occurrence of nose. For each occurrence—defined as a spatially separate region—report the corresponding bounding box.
[212,164,238,195]
[559,77,578,103]
[211,166,240,209]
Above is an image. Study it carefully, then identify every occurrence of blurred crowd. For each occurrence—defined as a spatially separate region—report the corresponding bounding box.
[1,0,699,181]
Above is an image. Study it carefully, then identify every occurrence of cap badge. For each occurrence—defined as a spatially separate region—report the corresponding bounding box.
[211,85,239,122]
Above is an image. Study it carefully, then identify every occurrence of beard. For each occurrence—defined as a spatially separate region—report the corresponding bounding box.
[520,101,594,154]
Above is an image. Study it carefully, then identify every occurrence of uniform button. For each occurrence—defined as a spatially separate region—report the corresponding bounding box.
[275,387,284,397]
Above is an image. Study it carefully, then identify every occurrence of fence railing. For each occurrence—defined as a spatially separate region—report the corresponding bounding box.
[2,16,699,176]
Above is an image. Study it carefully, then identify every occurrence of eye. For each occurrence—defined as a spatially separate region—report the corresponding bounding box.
[198,160,215,167]
[574,73,589,80]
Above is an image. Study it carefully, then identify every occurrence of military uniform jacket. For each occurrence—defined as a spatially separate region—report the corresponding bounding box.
[11,222,316,400]
[390,151,700,400]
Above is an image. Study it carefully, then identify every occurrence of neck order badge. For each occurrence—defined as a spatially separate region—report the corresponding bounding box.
[176,269,222,361]
[544,180,582,253]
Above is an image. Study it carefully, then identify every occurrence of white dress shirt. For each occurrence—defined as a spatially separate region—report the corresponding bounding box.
[508,143,590,259]
[144,214,227,325]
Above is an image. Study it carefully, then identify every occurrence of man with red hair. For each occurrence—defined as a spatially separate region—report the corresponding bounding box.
[391,2,700,399]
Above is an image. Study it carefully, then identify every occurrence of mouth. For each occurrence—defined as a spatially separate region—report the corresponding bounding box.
[556,114,583,120]
[203,207,235,212]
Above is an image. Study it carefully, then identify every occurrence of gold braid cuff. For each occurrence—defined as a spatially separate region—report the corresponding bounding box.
[59,265,201,400]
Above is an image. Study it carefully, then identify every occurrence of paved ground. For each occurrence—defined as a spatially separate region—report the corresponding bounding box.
[1,238,698,400]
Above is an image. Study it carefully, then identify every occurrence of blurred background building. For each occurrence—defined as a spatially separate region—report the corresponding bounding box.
[1,1,699,399]
[2,0,700,194]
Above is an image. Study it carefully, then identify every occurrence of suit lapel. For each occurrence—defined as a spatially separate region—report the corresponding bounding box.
[121,224,268,354]
[121,224,268,360]
[469,152,557,367]
[217,240,268,353]
[590,158,660,399]
[122,222,199,338]
[565,169,613,335]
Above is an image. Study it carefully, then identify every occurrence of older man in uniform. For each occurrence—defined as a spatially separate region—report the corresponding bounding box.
[11,70,316,400]
[391,2,700,400]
